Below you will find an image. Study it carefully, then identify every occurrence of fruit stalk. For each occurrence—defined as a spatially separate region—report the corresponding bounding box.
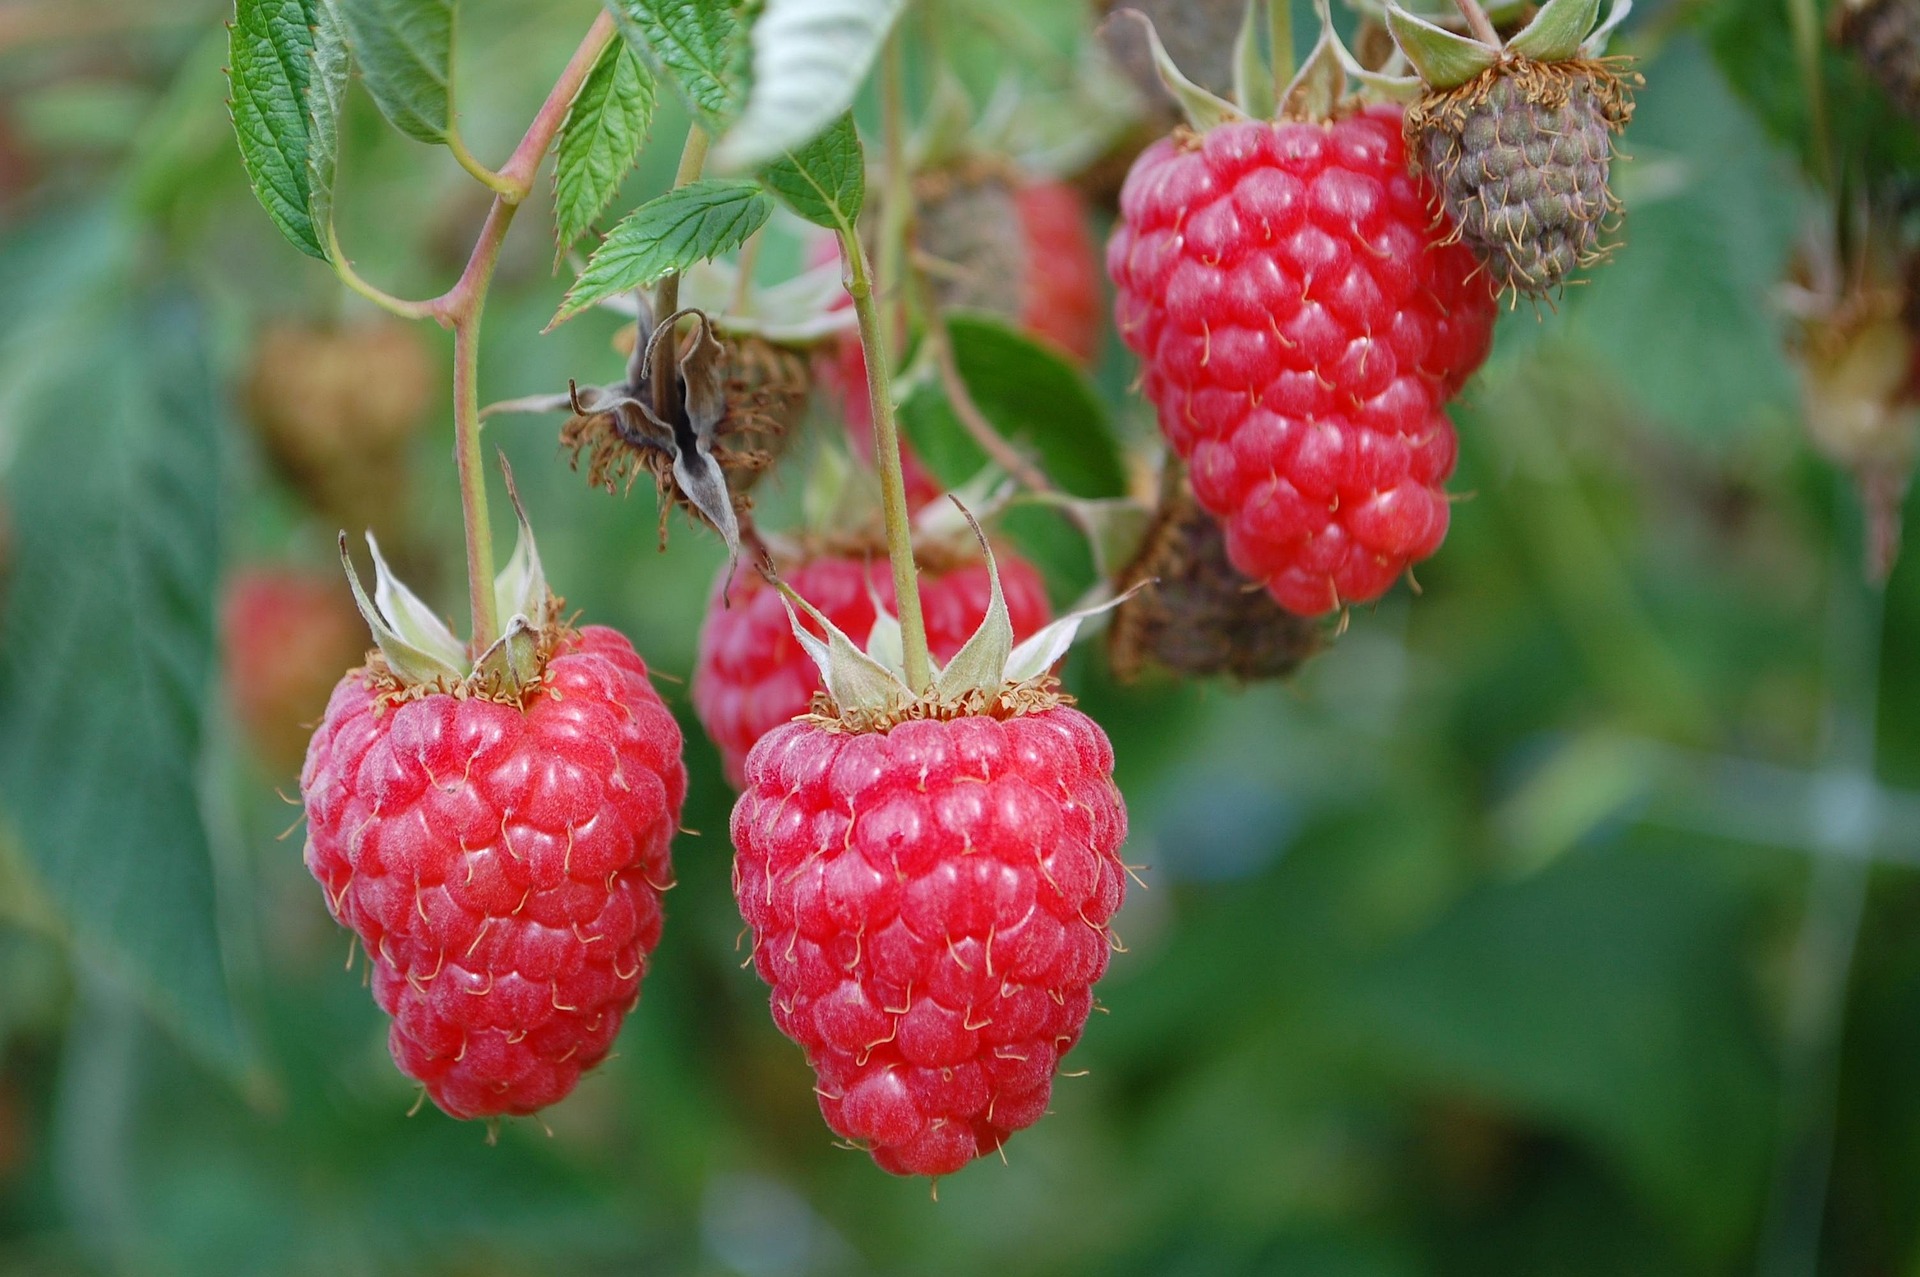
[313,12,617,648]
[447,210,507,648]
[1449,0,1501,49]
[1786,0,1834,187]
[841,224,933,692]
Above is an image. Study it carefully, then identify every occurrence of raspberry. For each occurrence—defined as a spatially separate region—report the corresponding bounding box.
[1405,61,1633,299]
[692,546,1052,788]
[1107,105,1497,616]
[222,566,369,774]
[1012,180,1104,365]
[244,320,434,548]
[300,626,686,1119]
[730,705,1127,1176]
[1108,477,1322,682]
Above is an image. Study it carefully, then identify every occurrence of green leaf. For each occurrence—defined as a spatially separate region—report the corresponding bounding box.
[0,292,248,1079]
[1557,37,1797,439]
[553,39,656,256]
[1339,850,1773,1253]
[306,0,349,239]
[227,0,348,260]
[898,314,1128,500]
[756,112,864,231]
[551,178,773,324]
[336,0,453,145]
[604,0,749,129]
[708,0,904,173]
[1701,0,1920,183]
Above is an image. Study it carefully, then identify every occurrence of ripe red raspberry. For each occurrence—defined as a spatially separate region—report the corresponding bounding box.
[693,548,1052,788]
[1107,105,1497,616]
[222,566,368,774]
[300,626,686,1119]
[731,705,1127,1176]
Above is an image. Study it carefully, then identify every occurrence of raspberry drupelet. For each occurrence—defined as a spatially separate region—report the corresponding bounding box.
[1107,104,1496,616]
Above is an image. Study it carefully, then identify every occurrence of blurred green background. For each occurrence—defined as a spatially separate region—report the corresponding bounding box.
[4,0,1920,1272]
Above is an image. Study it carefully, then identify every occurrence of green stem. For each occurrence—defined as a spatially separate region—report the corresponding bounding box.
[449,129,520,200]
[650,125,711,424]
[445,201,513,649]
[841,226,932,693]
[429,11,615,650]
[1268,0,1291,102]
[325,221,438,321]
[1786,0,1834,190]
[876,31,912,333]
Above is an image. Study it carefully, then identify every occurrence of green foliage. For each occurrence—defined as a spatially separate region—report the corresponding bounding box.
[605,0,750,128]
[899,315,1128,499]
[1698,0,1920,182]
[1342,849,1773,1253]
[553,39,657,257]
[336,0,455,145]
[18,3,1920,1274]
[709,0,905,172]
[305,0,349,239]
[756,111,865,230]
[226,0,347,260]
[1559,37,1799,439]
[553,178,774,322]
[0,289,244,1080]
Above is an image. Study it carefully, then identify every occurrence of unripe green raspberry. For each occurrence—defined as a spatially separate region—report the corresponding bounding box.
[1405,60,1633,299]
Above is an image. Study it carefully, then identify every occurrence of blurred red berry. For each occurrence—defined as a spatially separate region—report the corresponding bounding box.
[1013,179,1103,365]
[1107,106,1496,616]
[731,705,1128,1176]
[692,547,1052,788]
[222,567,368,774]
[300,627,686,1119]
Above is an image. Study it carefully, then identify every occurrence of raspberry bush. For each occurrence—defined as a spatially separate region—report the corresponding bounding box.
[17,0,1920,1269]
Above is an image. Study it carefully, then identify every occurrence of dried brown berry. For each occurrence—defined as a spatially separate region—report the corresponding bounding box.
[1108,476,1323,682]
[1841,0,1920,122]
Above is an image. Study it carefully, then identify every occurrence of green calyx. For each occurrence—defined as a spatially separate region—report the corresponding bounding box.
[340,455,560,704]
[1386,0,1632,90]
[1110,0,1424,129]
[774,501,1142,732]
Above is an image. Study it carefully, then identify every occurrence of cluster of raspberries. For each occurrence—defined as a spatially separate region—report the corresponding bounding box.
[283,56,1531,1185]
